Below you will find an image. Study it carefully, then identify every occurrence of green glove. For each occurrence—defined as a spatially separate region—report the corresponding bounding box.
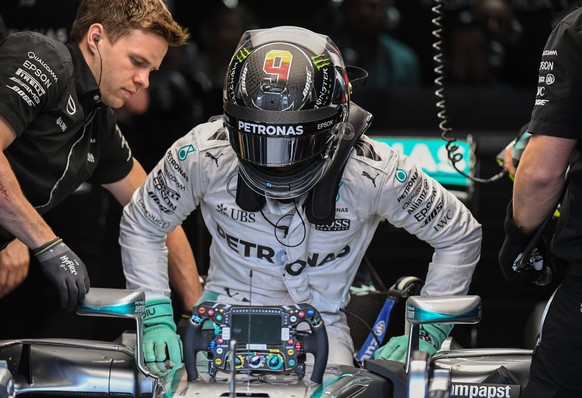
[373,323,453,363]
[143,298,183,376]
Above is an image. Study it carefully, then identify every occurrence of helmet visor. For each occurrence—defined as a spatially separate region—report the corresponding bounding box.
[230,129,333,166]
[225,102,341,167]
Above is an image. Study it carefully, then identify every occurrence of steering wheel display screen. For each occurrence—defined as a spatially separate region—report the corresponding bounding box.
[231,314,282,344]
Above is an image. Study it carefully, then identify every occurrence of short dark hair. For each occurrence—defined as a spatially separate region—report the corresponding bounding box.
[70,0,189,46]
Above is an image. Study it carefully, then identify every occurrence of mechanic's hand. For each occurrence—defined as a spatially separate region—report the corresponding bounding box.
[374,324,453,363]
[0,239,30,297]
[502,141,517,178]
[143,298,183,376]
[33,237,90,311]
[499,202,552,287]
[511,130,532,170]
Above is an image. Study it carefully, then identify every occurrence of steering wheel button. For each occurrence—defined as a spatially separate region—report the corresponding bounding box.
[208,309,215,317]
[298,310,305,318]
[281,327,290,341]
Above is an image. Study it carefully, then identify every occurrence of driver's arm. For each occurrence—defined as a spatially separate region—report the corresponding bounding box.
[103,159,202,310]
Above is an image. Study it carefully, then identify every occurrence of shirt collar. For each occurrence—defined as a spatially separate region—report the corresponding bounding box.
[66,41,103,111]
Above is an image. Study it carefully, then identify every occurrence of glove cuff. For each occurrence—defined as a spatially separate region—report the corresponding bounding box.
[144,298,176,332]
[419,323,453,350]
[33,237,62,255]
[503,201,534,245]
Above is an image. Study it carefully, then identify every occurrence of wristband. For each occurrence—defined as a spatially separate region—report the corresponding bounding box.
[33,237,62,255]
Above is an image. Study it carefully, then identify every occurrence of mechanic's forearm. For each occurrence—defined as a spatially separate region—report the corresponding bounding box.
[513,170,564,233]
[0,153,56,248]
[167,226,202,312]
[512,134,573,233]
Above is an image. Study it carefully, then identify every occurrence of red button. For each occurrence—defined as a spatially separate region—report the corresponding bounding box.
[287,339,294,345]
[298,311,305,318]
[198,307,206,314]
[218,338,224,344]
[208,309,215,317]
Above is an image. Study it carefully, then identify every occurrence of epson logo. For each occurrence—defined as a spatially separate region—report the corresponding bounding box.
[239,120,304,136]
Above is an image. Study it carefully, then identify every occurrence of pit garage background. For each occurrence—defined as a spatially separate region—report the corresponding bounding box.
[0,0,562,350]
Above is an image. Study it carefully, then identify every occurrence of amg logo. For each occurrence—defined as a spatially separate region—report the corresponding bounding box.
[315,219,350,231]
[450,383,520,398]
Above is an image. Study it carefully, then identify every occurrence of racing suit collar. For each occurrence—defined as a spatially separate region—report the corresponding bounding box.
[265,196,306,216]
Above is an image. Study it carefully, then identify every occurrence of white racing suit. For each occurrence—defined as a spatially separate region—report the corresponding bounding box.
[120,117,482,365]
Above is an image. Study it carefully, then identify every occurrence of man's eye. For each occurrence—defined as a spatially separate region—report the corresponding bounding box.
[132,58,145,67]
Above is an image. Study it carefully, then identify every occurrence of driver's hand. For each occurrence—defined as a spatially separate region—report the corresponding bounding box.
[143,298,183,376]
[0,239,30,297]
[374,324,453,363]
[374,334,436,363]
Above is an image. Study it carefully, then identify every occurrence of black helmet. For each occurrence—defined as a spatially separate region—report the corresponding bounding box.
[224,26,351,200]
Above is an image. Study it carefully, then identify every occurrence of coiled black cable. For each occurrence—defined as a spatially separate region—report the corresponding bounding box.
[431,0,506,184]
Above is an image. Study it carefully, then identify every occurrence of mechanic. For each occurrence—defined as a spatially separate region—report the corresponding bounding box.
[498,3,582,397]
[0,0,202,320]
[119,26,482,374]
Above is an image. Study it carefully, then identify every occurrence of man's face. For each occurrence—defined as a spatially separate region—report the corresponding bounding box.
[97,29,168,109]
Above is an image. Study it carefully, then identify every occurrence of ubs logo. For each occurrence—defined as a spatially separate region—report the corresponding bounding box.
[217,202,256,223]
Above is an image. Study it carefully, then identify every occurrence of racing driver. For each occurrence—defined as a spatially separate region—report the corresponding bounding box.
[119,26,482,373]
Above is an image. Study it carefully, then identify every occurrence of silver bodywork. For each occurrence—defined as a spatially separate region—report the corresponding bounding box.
[0,336,154,396]
[0,290,539,398]
[164,361,388,398]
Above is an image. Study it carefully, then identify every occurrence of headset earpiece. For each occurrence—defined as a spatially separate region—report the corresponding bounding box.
[93,35,100,43]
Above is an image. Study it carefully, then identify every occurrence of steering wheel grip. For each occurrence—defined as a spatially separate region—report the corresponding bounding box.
[183,319,206,381]
[302,322,329,384]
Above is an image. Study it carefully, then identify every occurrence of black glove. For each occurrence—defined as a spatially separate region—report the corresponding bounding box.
[499,202,552,288]
[34,237,90,311]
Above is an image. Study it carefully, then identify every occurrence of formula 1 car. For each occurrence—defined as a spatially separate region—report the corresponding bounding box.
[0,283,541,398]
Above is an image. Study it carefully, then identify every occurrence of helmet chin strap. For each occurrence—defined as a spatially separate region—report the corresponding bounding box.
[235,102,373,226]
